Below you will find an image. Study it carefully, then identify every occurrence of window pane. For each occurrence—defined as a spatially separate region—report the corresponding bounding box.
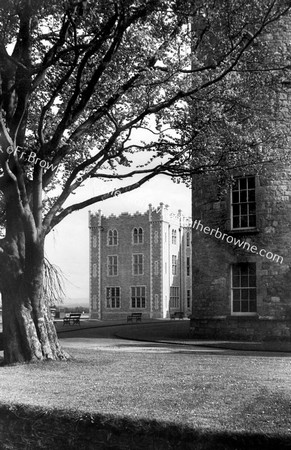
[233,205,240,216]
[233,179,239,190]
[249,301,256,312]
[240,263,249,274]
[232,276,240,288]
[248,177,255,189]
[233,301,240,312]
[248,190,256,202]
[241,276,249,287]
[232,191,239,203]
[241,204,248,215]
[232,264,256,314]
[232,217,239,228]
[240,178,246,190]
[240,191,247,203]
[241,289,249,300]
[249,263,256,274]
[249,215,256,227]
[241,301,249,312]
[233,289,240,300]
[232,177,256,230]
[249,203,256,214]
[241,215,248,227]
[232,265,240,276]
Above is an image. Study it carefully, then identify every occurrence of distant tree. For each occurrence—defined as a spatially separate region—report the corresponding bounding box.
[0,0,290,364]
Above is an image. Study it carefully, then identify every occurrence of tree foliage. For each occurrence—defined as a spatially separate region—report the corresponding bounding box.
[0,0,290,233]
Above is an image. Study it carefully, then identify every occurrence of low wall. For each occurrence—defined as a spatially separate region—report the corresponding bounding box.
[190,317,291,342]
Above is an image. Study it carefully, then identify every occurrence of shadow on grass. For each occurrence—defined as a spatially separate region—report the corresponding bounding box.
[232,388,291,434]
[1,403,291,450]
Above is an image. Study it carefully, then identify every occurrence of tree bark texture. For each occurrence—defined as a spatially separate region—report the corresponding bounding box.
[0,248,68,364]
[0,203,68,364]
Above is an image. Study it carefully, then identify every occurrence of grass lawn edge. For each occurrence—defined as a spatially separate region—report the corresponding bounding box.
[1,402,291,449]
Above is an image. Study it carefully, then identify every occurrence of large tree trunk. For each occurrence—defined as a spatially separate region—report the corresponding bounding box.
[0,236,69,364]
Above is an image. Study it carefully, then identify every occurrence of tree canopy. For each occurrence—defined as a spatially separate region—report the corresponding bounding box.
[1,0,290,234]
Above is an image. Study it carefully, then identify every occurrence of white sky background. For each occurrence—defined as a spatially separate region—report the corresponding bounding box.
[3,37,193,307]
[45,125,192,306]
[2,14,193,307]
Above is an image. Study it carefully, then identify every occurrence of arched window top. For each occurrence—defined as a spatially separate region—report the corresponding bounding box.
[108,229,118,246]
[133,227,144,244]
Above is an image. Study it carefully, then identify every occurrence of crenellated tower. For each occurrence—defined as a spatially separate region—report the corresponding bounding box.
[89,204,192,320]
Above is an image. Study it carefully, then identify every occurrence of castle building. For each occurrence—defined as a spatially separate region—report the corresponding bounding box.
[190,17,291,341]
[89,204,192,320]
[190,167,291,341]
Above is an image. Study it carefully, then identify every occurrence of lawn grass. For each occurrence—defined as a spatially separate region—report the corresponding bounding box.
[0,346,291,437]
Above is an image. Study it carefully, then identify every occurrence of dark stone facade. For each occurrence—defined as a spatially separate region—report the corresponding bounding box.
[190,16,291,341]
[190,166,291,341]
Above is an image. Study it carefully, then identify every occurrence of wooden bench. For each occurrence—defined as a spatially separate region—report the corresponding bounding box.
[127,313,142,323]
[170,311,184,320]
[63,313,81,326]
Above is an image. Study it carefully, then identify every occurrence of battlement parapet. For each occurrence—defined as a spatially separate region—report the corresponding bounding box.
[89,204,191,226]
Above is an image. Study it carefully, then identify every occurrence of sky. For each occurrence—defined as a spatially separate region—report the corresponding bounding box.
[45,174,192,306]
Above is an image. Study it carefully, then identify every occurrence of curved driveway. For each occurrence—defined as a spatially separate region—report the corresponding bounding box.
[56,320,291,356]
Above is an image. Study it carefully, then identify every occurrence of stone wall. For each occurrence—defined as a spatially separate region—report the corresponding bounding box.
[191,165,291,341]
[190,317,291,342]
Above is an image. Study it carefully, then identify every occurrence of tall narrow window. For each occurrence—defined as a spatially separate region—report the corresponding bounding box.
[231,176,256,229]
[154,260,159,275]
[132,254,143,275]
[172,255,177,275]
[172,229,177,244]
[170,286,179,308]
[231,263,257,314]
[154,294,159,310]
[133,227,144,244]
[106,287,120,308]
[92,294,97,309]
[107,255,118,276]
[187,289,191,308]
[186,231,190,247]
[186,257,190,276]
[131,286,146,308]
[108,229,118,246]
